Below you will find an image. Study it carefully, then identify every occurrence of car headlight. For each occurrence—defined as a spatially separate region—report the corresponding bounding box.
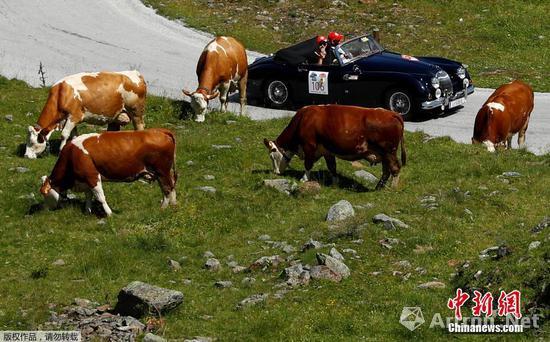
[435,88,442,99]
[431,77,440,89]
[463,78,469,88]
[457,67,466,79]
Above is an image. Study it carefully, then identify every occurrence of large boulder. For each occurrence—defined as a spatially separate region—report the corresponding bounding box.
[316,253,350,279]
[326,200,355,222]
[114,281,183,317]
[372,213,409,230]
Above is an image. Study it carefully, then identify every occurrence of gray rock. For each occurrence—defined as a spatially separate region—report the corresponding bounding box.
[226,261,238,268]
[167,259,181,271]
[316,253,350,278]
[4,115,13,122]
[250,255,284,271]
[479,245,511,260]
[144,333,167,342]
[417,281,446,289]
[353,170,378,184]
[12,166,29,173]
[214,281,233,289]
[114,281,183,318]
[474,270,483,279]
[502,171,521,177]
[394,260,412,269]
[52,259,65,266]
[309,265,342,282]
[186,160,194,166]
[203,251,215,258]
[204,258,221,271]
[532,217,549,233]
[236,293,268,310]
[326,200,355,222]
[203,175,215,180]
[329,247,344,261]
[281,264,310,287]
[241,277,256,287]
[342,248,357,255]
[263,179,298,195]
[258,234,271,241]
[184,337,213,342]
[196,186,216,193]
[301,238,323,251]
[372,213,409,229]
[212,144,232,149]
[415,267,427,275]
[232,266,247,273]
[528,241,541,250]
[379,237,400,249]
[281,243,296,254]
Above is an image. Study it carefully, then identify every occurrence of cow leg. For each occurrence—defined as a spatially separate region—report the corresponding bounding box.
[324,155,338,185]
[107,122,121,131]
[59,119,77,151]
[84,189,93,214]
[376,153,401,190]
[158,173,177,208]
[219,82,231,112]
[506,135,513,149]
[301,145,319,182]
[131,114,145,131]
[518,121,529,148]
[89,175,112,217]
[238,71,248,116]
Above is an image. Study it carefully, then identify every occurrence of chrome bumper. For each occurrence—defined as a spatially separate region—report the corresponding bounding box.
[421,84,475,110]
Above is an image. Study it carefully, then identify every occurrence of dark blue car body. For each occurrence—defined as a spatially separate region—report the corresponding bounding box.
[247,34,474,117]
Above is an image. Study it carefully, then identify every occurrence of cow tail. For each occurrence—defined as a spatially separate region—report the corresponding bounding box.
[164,129,177,184]
[400,135,407,167]
[398,116,406,166]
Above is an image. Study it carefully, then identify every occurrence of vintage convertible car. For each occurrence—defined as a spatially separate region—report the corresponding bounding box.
[247,34,474,118]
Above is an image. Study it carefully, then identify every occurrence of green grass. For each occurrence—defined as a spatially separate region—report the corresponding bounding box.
[0,75,549,340]
[143,0,550,91]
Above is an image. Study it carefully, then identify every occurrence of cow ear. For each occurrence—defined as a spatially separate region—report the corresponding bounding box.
[28,125,36,134]
[206,91,219,100]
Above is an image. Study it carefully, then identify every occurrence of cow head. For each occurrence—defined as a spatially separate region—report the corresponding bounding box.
[263,138,292,175]
[40,175,60,209]
[182,89,219,122]
[472,105,499,152]
[25,125,51,158]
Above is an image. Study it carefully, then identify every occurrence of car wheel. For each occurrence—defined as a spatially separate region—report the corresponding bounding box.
[265,79,291,109]
[385,89,414,119]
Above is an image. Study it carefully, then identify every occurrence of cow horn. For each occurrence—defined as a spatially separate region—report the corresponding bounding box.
[182,89,194,97]
[205,91,219,100]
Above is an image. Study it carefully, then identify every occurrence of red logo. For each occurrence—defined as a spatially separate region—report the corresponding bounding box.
[448,289,522,319]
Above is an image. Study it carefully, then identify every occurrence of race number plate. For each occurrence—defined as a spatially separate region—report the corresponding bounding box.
[308,71,329,95]
[449,97,466,108]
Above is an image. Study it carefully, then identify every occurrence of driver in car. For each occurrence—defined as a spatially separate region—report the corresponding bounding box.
[307,36,328,65]
[325,31,345,64]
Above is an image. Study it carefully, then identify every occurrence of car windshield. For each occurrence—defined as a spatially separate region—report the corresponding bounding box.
[337,35,383,64]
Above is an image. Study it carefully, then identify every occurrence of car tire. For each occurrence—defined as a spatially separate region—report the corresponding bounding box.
[385,88,415,119]
[264,79,291,109]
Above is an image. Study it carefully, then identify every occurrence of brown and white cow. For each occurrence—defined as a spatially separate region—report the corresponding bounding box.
[183,36,248,122]
[264,105,406,190]
[472,80,534,152]
[25,70,147,158]
[40,128,177,216]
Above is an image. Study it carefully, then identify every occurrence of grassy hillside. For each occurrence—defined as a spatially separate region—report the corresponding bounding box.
[0,76,548,340]
[143,0,550,92]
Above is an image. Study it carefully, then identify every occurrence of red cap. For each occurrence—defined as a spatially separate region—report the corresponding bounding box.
[328,31,343,43]
[316,35,328,45]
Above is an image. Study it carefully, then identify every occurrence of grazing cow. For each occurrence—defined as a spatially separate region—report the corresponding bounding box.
[24,70,147,159]
[40,128,177,216]
[263,105,406,190]
[183,36,248,122]
[472,80,534,152]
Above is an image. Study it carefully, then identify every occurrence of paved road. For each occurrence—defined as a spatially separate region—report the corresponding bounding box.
[0,0,548,154]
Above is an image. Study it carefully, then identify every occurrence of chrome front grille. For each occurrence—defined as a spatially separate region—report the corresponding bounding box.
[436,70,453,96]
